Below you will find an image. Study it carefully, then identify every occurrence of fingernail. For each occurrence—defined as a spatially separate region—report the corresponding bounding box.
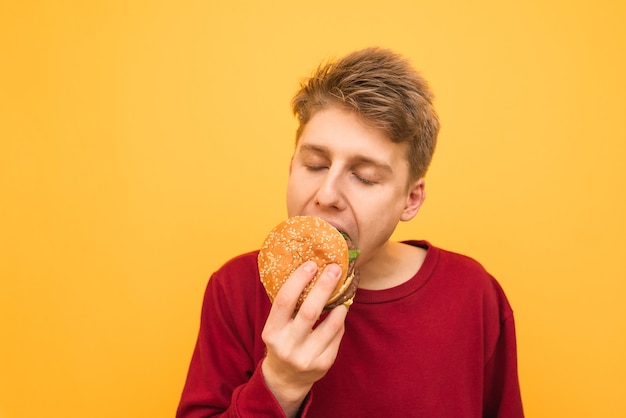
[326,264,341,279]
[303,261,317,274]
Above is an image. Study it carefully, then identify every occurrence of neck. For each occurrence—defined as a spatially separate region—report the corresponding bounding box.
[357,241,426,290]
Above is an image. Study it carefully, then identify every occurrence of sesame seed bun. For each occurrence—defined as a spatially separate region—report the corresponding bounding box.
[258,216,359,311]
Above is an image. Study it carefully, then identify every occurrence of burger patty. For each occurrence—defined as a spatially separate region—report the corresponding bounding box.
[324,233,360,309]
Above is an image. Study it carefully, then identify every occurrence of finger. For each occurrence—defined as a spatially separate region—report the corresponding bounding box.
[305,305,348,369]
[310,304,348,347]
[265,260,318,326]
[294,263,343,327]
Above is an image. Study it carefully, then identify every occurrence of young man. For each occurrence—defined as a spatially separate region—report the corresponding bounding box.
[177,47,524,417]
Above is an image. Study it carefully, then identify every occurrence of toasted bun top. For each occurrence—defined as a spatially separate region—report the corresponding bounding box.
[258,216,351,310]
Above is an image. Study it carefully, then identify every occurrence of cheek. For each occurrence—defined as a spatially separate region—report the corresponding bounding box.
[285,179,298,213]
[286,174,310,215]
[354,190,407,238]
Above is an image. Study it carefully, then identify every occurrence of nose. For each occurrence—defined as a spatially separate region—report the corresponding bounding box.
[314,170,345,211]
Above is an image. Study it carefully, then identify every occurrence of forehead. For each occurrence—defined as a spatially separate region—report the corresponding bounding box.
[296,107,409,167]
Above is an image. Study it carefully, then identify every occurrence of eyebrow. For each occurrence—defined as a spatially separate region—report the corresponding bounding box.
[298,143,394,174]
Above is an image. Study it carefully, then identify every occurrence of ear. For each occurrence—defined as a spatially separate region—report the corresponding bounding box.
[400,178,426,222]
[288,155,294,174]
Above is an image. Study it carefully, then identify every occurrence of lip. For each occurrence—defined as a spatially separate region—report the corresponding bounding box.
[299,213,356,242]
[310,216,343,233]
[313,216,354,240]
[328,221,346,234]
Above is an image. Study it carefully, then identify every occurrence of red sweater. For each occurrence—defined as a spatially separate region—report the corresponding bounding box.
[177,241,524,417]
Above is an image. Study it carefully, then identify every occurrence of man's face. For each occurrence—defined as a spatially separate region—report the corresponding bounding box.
[286,106,424,266]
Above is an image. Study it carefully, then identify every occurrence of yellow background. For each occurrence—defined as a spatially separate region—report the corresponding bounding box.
[1,1,625,417]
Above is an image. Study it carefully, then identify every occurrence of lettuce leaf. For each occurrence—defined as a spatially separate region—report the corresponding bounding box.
[349,249,361,262]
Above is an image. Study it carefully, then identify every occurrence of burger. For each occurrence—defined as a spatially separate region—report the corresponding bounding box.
[258,215,360,312]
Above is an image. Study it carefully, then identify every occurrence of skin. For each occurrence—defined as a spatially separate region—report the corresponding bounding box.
[261,105,428,417]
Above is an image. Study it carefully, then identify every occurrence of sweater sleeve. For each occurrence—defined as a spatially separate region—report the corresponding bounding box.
[483,312,525,418]
[177,261,302,418]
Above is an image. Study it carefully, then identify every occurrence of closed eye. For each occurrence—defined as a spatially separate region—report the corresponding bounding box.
[306,165,328,172]
[352,172,376,185]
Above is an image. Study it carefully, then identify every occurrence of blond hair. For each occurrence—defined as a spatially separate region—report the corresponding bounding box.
[292,47,440,181]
